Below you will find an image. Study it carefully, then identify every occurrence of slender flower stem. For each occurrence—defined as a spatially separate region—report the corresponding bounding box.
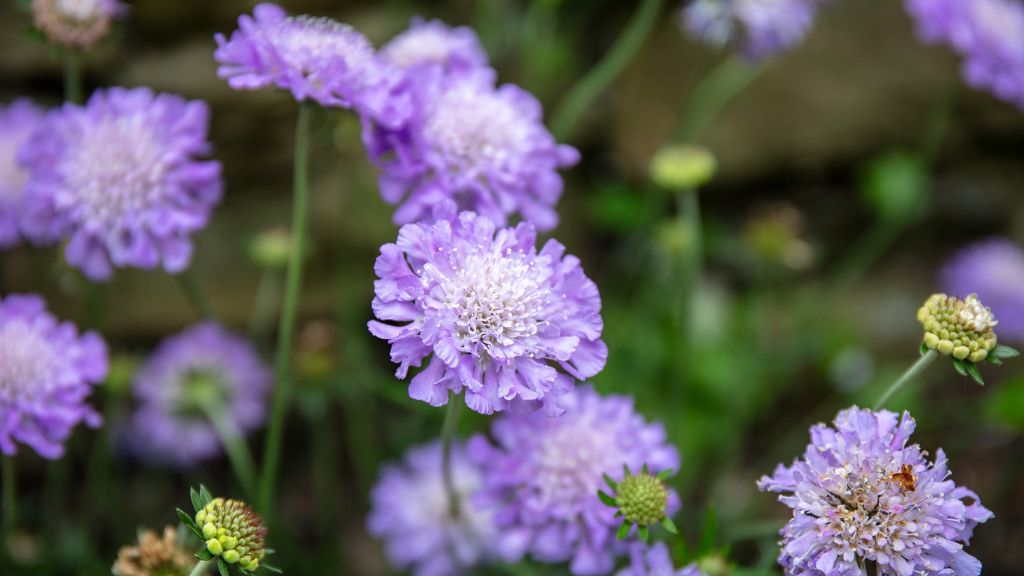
[248,269,282,344]
[550,0,664,139]
[675,56,762,142]
[176,270,214,319]
[874,349,938,410]
[203,405,257,499]
[64,49,83,104]
[675,188,703,345]
[188,559,212,576]
[2,455,15,536]
[440,391,463,520]
[259,102,313,514]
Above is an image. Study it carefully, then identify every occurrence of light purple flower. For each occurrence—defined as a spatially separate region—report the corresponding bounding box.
[681,0,826,60]
[367,203,606,416]
[18,87,222,281]
[941,238,1024,344]
[214,3,408,123]
[0,99,45,249]
[906,0,1024,109]
[0,293,108,459]
[363,70,578,232]
[381,18,491,76]
[617,543,704,576]
[129,322,270,467]
[469,387,680,575]
[368,440,496,576]
[758,406,993,576]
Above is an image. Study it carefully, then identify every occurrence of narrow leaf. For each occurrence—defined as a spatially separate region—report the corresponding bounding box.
[623,464,632,478]
[919,342,929,356]
[641,462,649,475]
[218,558,230,576]
[196,548,215,561]
[993,345,1020,359]
[190,487,203,513]
[616,522,632,541]
[662,517,678,534]
[176,508,202,538]
[261,563,283,574]
[656,468,673,481]
[602,473,618,491]
[964,362,985,386]
[199,485,214,508]
[597,490,618,508]
[638,525,649,542]
[952,359,968,377]
[987,356,1003,366]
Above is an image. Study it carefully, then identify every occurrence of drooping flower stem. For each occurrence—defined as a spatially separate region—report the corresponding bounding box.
[2,455,15,536]
[550,0,664,139]
[440,391,463,520]
[203,404,257,498]
[63,49,82,104]
[188,559,212,576]
[675,56,763,142]
[259,102,313,514]
[175,270,214,319]
[874,349,938,410]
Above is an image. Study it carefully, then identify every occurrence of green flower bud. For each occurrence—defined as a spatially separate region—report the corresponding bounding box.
[599,465,677,543]
[918,293,998,362]
[196,498,267,568]
[649,144,717,191]
[223,550,241,564]
[248,228,292,270]
[206,538,223,556]
[202,523,217,540]
[697,554,731,576]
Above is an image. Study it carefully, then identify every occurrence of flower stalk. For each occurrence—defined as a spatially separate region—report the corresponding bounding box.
[64,49,82,104]
[188,559,212,576]
[440,391,463,520]
[873,349,937,410]
[2,454,15,536]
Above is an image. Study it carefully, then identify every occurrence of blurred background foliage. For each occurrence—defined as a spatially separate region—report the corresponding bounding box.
[1,0,1023,574]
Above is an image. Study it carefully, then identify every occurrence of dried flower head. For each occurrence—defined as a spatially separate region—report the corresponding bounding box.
[32,0,127,49]
[112,526,193,576]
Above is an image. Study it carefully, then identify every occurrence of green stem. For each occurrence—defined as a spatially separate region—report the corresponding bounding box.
[440,391,463,520]
[874,350,938,410]
[2,455,15,536]
[176,270,214,319]
[203,405,257,498]
[63,49,82,104]
[920,85,958,168]
[249,269,282,344]
[258,102,313,514]
[675,188,703,362]
[676,56,762,142]
[188,559,212,576]
[550,0,664,139]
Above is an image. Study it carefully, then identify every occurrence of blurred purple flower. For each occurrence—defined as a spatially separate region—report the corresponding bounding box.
[469,386,680,575]
[906,0,1024,109]
[681,0,827,60]
[381,18,491,77]
[368,203,606,416]
[618,542,704,576]
[758,406,992,576]
[130,322,270,467]
[214,3,408,123]
[0,293,108,459]
[363,69,578,232]
[0,99,45,249]
[32,0,127,49]
[941,238,1024,344]
[368,441,496,576]
[18,87,222,281]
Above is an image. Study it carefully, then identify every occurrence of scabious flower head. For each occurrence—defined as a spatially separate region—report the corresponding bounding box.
[112,526,193,576]
[214,3,407,123]
[618,542,706,576]
[364,71,578,232]
[196,498,266,571]
[368,441,496,576]
[18,87,222,281]
[368,202,606,415]
[758,406,993,576]
[129,322,270,467]
[941,239,1024,344]
[681,0,827,60]
[906,0,1024,109]
[32,0,127,49]
[918,292,998,363]
[0,293,107,458]
[381,18,491,76]
[0,99,45,249]
[469,387,680,575]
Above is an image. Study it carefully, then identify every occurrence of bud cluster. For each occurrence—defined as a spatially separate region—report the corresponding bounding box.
[598,464,677,542]
[196,498,267,572]
[918,293,998,363]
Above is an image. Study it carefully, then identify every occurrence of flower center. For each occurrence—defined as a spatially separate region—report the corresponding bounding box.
[972,0,1024,47]
[959,294,998,332]
[173,369,229,420]
[0,137,28,203]
[60,113,167,230]
[273,16,374,78]
[384,28,454,69]
[534,420,623,509]
[0,320,57,402]
[437,251,550,353]
[424,84,530,175]
[55,0,104,22]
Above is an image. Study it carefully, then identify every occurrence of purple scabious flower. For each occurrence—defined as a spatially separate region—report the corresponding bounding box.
[368,440,496,576]
[129,322,270,467]
[381,18,491,76]
[681,0,826,60]
[469,386,680,575]
[0,99,45,249]
[906,0,1024,109]
[363,70,578,232]
[941,238,1024,344]
[0,293,108,459]
[617,543,704,576]
[758,406,993,576]
[18,87,222,281]
[214,3,408,124]
[367,202,606,416]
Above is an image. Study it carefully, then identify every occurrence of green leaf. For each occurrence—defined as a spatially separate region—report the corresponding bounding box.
[638,525,649,543]
[919,342,929,356]
[190,487,203,513]
[661,517,678,535]
[218,558,230,576]
[196,548,215,561]
[952,359,968,377]
[965,362,985,386]
[656,468,673,481]
[199,485,214,508]
[177,508,202,538]
[641,463,649,475]
[602,473,618,492]
[992,345,1020,359]
[261,563,283,574]
[616,522,632,541]
[698,507,717,555]
[597,490,618,508]
[987,356,1003,366]
[623,464,632,478]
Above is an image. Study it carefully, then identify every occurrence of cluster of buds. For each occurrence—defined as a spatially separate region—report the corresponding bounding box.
[177,486,276,574]
[918,293,1018,385]
[599,464,677,542]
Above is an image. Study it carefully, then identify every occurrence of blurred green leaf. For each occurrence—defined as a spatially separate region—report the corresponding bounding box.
[985,376,1024,431]
[589,185,661,232]
[859,150,929,223]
